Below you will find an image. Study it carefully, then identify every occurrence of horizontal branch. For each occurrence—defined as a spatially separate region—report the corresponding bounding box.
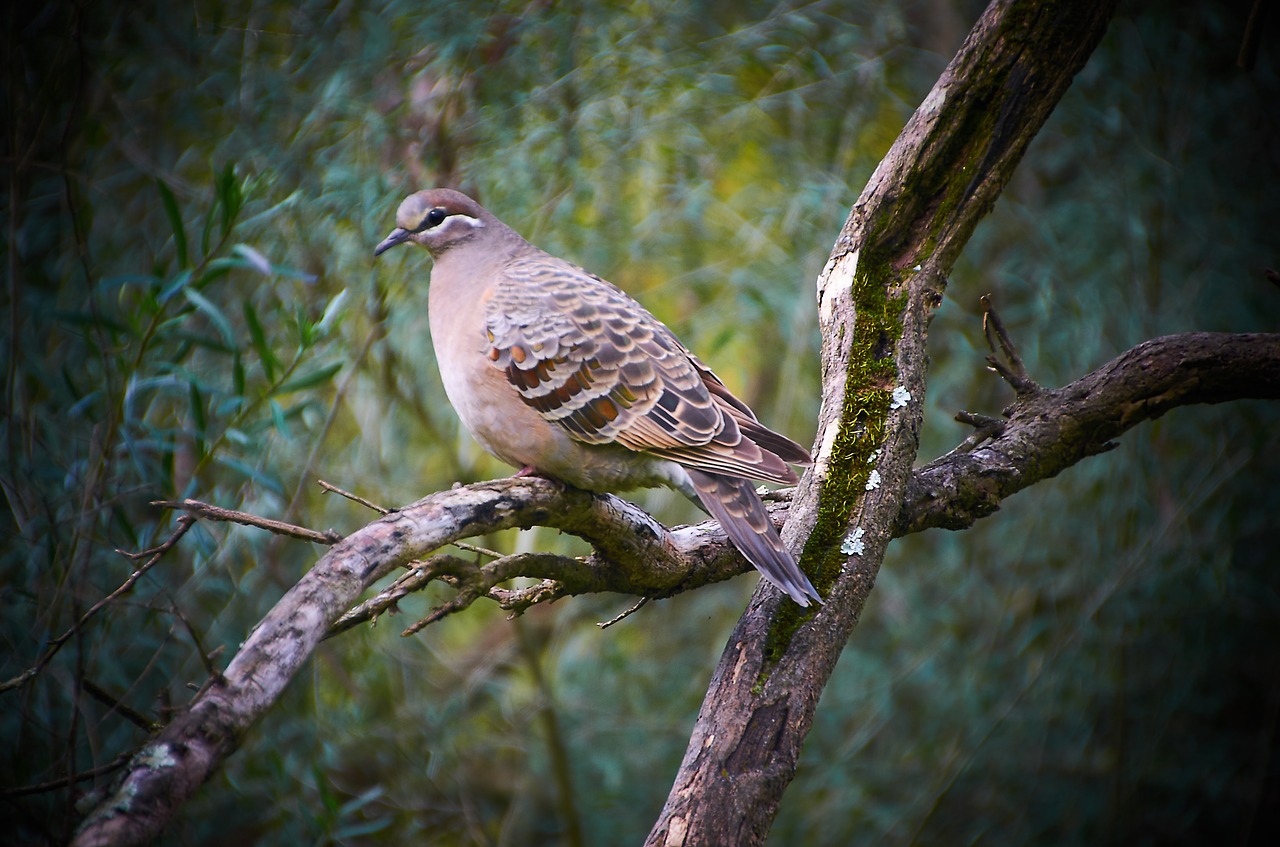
[897,331,1280,535]
[71,330,1278,846]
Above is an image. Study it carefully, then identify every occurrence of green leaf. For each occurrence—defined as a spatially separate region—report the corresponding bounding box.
[243,300,278,381]
[232,243,272,275]
[188,380,206,458]
[293,303,316,348]
[183,288,237,350]
[272,361,342,396]
[158,269,193,305]
[156,179,188,268]
[217,163,242,239]
[317,288,349,335]
[269,398,291,438]
[232,352,245,398]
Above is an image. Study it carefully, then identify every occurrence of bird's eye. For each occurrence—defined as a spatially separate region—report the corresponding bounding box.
[424,208,447,229]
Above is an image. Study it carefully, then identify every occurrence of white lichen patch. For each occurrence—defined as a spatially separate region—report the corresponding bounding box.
[818,249,859,327]
[814,416,842,480]
[841,527,866,556]
[139,742,178,770]
[865,469,881,491]
[867,449,881,464]
[890,385,912,410]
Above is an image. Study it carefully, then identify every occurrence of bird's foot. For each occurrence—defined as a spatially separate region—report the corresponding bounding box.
[511,467,568,491]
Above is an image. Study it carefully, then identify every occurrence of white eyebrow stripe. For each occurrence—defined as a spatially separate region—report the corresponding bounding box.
[446,214,483,229]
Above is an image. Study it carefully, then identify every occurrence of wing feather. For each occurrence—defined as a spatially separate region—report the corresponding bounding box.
[484,252,807,483]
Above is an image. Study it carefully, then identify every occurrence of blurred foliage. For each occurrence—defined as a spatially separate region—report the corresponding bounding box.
[1,1,1277,845]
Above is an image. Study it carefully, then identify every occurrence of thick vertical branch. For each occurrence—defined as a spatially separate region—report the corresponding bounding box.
[646,1,1121,843]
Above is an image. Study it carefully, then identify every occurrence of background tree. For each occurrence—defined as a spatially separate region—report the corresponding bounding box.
[2,1,1277,845]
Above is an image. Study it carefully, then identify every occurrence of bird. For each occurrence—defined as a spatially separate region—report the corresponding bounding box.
[374,188,821,606]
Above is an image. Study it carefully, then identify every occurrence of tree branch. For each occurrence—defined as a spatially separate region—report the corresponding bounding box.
[899,330,1280,535]
[67,324,1275,845]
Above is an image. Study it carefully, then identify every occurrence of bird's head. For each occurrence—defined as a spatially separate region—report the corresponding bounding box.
[374,189,488,259]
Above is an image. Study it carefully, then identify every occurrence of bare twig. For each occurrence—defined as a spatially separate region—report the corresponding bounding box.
[81,679,161,733]
[152,498,342,544]
[400,552,589,636]
[325,554,468,639]
[453,541,505,559]
[318,479,389,515]
[0,516,196,695]
[598,597,650,629]
[0,752,132,799]
[163,594,225,685]
[980,294,1040,396]
[954,409,1007,450]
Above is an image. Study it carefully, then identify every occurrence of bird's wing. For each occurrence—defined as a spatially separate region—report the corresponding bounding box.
[483,253,798,484]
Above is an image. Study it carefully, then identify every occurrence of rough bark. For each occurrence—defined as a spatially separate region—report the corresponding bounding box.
[645,0,1121,843]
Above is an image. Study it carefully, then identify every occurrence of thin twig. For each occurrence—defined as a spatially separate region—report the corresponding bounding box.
[81,679,161,733]
[152,498,342,544]
[400,556,491,636]
[453,541,504,559]
[0,516,196,695]
[598,597,650,629]
[164,592,226,685]
[399,552,588,636]
[980,293,1040,395]
[0,752,132,799]
[325,554,469,639]
[281,328,381,525]
[954,409,1008,451]
[318,479,389,515]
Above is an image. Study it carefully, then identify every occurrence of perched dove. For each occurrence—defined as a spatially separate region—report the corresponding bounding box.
[375,189,820,606]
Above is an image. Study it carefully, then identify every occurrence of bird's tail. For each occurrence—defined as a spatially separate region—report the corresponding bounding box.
[687,469,822,607]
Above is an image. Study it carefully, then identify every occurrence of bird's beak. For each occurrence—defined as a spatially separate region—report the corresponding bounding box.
[374,228,411,257]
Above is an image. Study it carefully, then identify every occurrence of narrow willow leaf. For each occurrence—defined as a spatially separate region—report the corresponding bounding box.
[183,288,236,350]
[218,163,242,239]
[269,398,291,438]
[273,361,342,396]
[317,288,349,335]
[158,269,193,304]
[156,179,188,269]
[233,244,273,275]
[188,380,207,459]
[243,300,278,381]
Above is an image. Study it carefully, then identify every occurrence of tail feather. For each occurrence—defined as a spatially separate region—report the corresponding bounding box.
[687,469,822,607]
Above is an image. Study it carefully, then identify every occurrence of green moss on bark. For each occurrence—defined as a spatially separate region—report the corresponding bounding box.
[758,247,906,680]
